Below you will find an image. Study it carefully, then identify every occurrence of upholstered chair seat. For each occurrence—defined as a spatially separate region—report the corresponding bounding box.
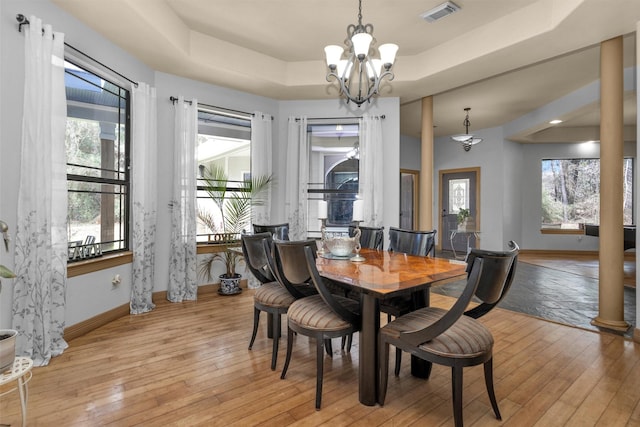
[254,282,295,308]
[287,294,361,332]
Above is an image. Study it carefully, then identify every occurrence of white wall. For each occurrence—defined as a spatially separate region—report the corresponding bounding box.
[0,0,400,329]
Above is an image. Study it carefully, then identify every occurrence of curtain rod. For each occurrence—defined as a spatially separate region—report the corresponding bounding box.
[298,115,386,121]
[16,14,139,88]
[169,96,267,119]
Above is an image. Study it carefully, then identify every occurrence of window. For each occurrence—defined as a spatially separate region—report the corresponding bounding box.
[307,122,360,237]
[64,61,129,261]
[541,158,633,229]
[196,109,252,242]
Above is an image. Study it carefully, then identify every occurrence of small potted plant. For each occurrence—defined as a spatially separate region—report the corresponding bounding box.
[197,165,272,295]
[457,208,474,231]
[0,220,18,372]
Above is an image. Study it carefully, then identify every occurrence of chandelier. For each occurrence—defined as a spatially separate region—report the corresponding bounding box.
[324,0,398,107]
[451,107,483,151]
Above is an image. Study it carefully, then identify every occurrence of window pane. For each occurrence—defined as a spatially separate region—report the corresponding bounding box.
[67,181,127,255]
[65,60,129,260]
[196,110,252,242]
[307,123,360,236]
[541,158,634,228]
[448,178,469,213]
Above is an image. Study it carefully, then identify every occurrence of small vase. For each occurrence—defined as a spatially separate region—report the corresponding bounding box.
[219,274,242,295]
[0,329,17,372]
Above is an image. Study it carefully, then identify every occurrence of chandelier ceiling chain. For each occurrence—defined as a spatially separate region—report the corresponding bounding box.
[324,0,398,107]
[451,107,483,152]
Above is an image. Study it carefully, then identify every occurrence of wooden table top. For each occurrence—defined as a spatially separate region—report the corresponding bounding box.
[316,248,467,298]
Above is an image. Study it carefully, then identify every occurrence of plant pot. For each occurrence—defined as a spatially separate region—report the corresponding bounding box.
[219,274,242,296]
[0,329,17,372]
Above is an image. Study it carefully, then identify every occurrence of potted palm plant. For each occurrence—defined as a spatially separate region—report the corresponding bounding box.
[0,220,17,372]
[197,165,272,295]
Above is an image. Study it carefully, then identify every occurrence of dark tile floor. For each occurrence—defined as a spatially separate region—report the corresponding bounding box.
[432,255,636,338]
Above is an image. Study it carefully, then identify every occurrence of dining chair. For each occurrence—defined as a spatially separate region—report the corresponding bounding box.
[379,241,520,427]
[349,225,384,250]
[242,232,293,370]
[253,222,290,241]
[384,226,438,374]
[279,244,362,410]
[388,226,436,257]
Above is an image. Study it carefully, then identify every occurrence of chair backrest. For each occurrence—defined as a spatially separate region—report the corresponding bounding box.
[402,257,485,347]
[463,240,519,319]
[253,223,290,241]
[304,246,361,327]
[241,232,275,284]
[388,227,437,257]
[349,225,384,250]
[271,239,318,299]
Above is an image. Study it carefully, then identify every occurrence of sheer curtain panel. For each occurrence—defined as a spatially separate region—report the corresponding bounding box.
[285,117,309,240]
[251,112,273,225]
[130,83,158,314]
[167,97,198,302]
[359,115,384,226]
[13,16,69,365]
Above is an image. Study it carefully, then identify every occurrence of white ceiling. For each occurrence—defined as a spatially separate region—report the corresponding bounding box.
[52,0,640,141]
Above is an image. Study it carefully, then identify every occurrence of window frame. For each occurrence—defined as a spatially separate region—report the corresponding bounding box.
[540,157,634,233]
[306,120,360,236]
[64,58,131,261]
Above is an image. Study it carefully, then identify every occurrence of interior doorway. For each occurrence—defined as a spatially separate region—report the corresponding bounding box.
[439,167,480,253]
[400,169,419,229]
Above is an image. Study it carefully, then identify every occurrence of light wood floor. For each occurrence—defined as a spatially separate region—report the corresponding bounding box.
[1,289,639,426]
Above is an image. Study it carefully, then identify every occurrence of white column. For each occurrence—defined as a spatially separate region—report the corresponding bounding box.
[592,36,629,332]
[635,23,640,343]
[419,96,434,231]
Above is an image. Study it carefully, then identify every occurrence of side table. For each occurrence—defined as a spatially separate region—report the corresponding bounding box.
[0,357,33,427]
[449,230,481,260]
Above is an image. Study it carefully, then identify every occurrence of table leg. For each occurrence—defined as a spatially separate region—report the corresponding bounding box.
[359,294,379,406]
[18,375,28,427]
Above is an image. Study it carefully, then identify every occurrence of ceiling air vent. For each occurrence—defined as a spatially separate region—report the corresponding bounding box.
[420,1,461,22]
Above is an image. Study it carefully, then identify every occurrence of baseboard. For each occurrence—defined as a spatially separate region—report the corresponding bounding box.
[63,279,249,342]
[519,249,635,259]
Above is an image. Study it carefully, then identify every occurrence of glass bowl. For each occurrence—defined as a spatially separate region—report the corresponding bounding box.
[324,235,357,257]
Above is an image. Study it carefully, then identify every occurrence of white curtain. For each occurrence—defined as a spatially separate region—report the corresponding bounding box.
[359,115,384,226]
[130,83,157,314]
[251,111,272,225]
[285,117,309,240]
[167,97,198,302]
[12,16,68,366]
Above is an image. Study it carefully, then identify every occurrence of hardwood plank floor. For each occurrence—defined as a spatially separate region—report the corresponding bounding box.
[1,289,639,426]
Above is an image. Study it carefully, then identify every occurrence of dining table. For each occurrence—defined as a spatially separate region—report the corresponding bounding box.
[316,248,468,406]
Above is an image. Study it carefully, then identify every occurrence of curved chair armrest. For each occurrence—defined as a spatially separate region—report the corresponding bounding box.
[304,246,361,327]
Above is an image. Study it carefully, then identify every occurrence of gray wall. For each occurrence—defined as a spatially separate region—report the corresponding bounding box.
[0,0,401,328]
[1,0,154,328]
[1,0,637,330]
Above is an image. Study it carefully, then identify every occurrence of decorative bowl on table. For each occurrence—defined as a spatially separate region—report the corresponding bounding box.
[324,235,358,257]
